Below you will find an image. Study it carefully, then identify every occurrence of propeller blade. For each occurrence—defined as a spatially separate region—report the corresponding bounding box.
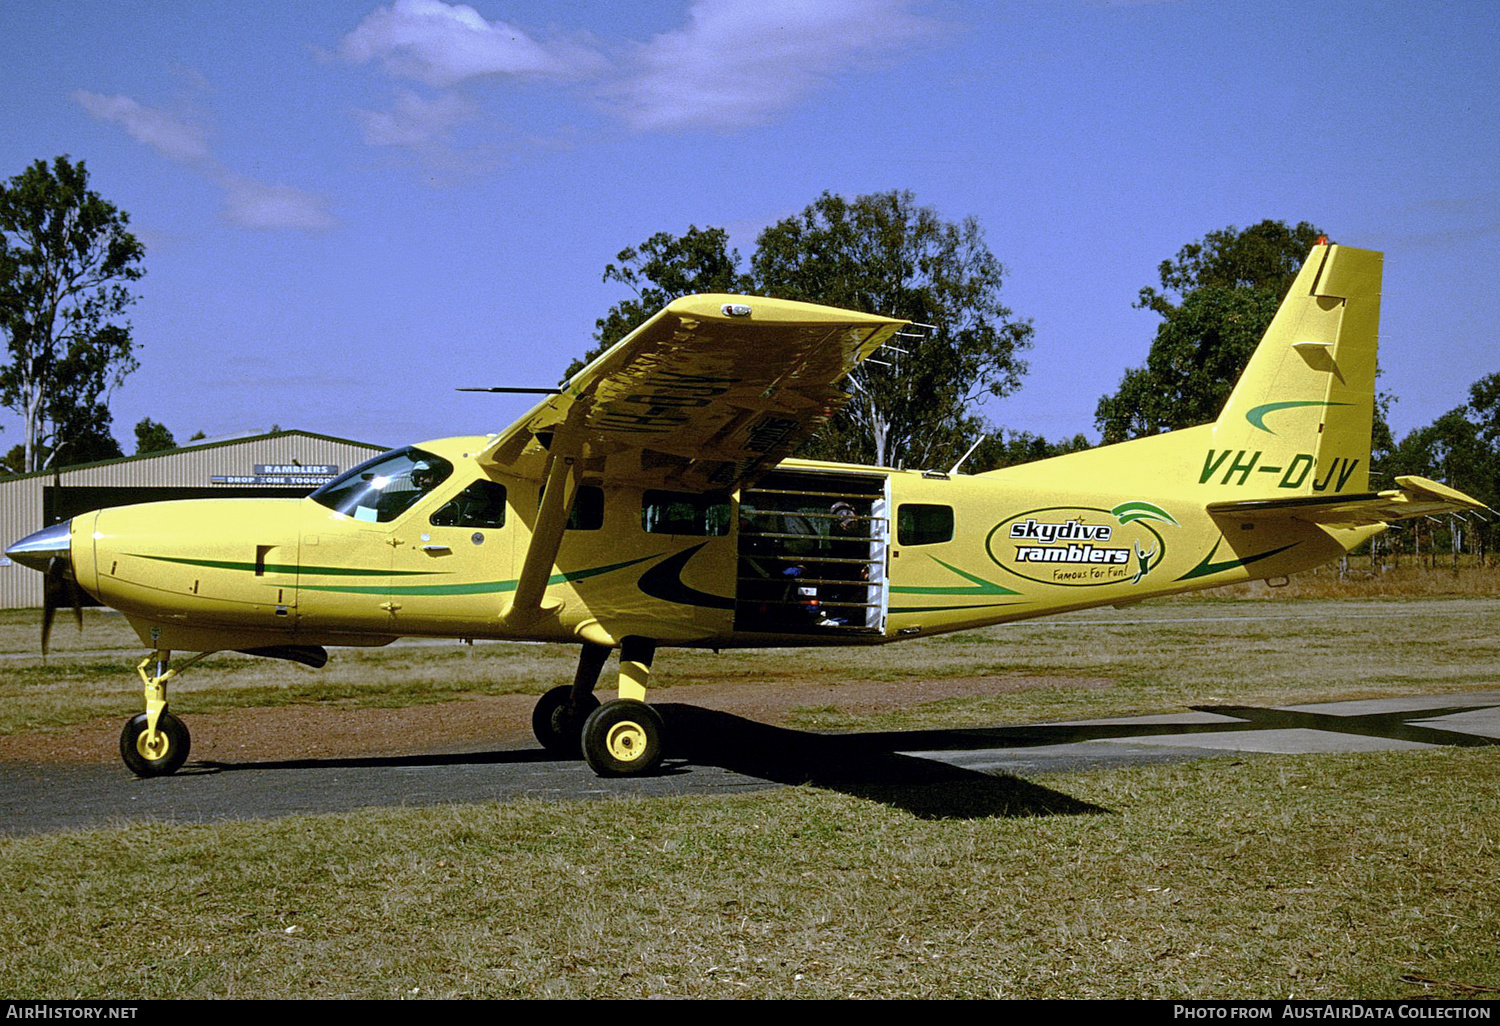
[67,574,83,631]
[41,590,56,656]
[41,569,59,656]
[40,556,82,657]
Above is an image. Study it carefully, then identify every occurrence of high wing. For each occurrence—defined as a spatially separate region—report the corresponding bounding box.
[478,294,905,491]
[1207,474,1489,527]
[479,293,906,623]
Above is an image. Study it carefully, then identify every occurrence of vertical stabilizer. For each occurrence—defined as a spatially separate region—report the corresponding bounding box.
[1203,243,1382,499]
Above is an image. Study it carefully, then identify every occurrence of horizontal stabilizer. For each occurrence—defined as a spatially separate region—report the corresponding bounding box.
[1207,475,1487,527]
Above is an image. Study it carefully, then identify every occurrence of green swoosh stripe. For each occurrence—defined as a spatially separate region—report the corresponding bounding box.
[1245,400,1351,434]
[889,557,1021,596]
[1176,539,1300,581]
[1111,501,1178,526]
[890,602,1020,614]
[132,554,432,577]
[298,554,658,596]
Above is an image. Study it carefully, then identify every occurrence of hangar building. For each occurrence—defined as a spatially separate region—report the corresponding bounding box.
[0,429,385,609]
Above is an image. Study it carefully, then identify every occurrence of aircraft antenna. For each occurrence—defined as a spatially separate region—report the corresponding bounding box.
[947,433,987,476]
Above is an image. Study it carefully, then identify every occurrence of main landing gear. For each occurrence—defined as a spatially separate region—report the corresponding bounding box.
[532,637,666,777]
[120,650,210,777]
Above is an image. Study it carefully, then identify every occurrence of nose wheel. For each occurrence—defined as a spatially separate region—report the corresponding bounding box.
[120,710,191,777]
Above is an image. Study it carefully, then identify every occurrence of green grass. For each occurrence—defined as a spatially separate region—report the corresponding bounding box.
[2,596,1498,998]
[2,597,1497,736]
[2,749,1497,999]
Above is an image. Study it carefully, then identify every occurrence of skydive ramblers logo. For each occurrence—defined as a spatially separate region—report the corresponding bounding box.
[986,501,1178,587]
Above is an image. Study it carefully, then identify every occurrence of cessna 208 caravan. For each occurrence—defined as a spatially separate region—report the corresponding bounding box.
[7,242,1486,778]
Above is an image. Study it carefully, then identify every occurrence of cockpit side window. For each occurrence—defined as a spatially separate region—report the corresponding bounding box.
[309,447,454,523]
[431,480,508,529]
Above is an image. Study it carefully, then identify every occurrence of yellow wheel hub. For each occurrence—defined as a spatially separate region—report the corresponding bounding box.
[136,729,170,762]
[604,720,647,763]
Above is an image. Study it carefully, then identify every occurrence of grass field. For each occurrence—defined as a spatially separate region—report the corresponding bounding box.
[1,588,1497,999]
[3,587,1497,735]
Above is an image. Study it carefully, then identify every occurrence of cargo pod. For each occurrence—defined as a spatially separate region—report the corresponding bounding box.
[734,468,889,635]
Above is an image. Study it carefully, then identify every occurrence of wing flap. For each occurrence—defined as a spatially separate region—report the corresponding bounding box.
[1207,475,1488,526]
[479,294,905,492]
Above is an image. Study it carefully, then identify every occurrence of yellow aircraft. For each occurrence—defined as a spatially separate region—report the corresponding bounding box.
[6,241,1487,778]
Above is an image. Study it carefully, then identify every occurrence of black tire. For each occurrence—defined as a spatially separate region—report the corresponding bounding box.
[581,699,664,777]
[531,685,600,758]
[119,710,190,777]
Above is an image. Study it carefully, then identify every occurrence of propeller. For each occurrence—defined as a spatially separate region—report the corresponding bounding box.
[41,555,83,657]
[5,520,80,658]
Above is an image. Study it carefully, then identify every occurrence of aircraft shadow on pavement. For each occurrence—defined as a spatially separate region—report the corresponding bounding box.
[196,705,1111,821]
[654,705,1108,820]
[194,698,1499,821]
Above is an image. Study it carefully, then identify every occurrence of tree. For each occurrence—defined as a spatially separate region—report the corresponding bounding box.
[1463,374,1500,561]
[749,190,1032,468]
[564,226,745,380]
[0,400,123,475]
[0,157,143,473]
[134,417,177,455]
[1096,220,1326,443]
[966,429,1092,473]
[1468,371,1500,449]
[581,194,1031,469]
[1382,377,1500,564]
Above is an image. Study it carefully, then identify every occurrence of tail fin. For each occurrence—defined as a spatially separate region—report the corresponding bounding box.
[1202,242,1382,498]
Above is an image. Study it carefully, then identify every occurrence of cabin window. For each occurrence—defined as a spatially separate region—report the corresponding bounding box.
[642,490,732,536]
[570,486,604,530]
[537,484,604,531]
[431,480,508,529]
[310,447,454,523]
[896,503,953,546]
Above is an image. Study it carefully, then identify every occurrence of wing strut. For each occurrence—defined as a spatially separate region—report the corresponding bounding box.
[501,439,581,627]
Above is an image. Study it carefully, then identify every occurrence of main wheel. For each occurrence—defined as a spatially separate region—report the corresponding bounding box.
[581,699,664,777]
[119,710,191,778]
[532,685,600,758]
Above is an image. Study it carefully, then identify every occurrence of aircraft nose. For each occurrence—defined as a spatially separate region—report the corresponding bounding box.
[6,520,72,573]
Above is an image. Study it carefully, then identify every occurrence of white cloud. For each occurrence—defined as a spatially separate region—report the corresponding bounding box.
[353,89,475,148]
[220,174,337,232]
[611,0,942,131]
[72,91,212,163]
[339,0,603,87]
[333,0,944,158]
[75,90,335,232]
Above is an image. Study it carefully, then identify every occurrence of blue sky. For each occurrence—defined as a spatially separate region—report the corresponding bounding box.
[3,0,1496,458]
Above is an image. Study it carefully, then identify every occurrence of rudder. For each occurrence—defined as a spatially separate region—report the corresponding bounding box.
[1203,242,1382,499]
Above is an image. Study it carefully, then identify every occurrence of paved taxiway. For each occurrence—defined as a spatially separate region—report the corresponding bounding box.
[3,690,1498,834]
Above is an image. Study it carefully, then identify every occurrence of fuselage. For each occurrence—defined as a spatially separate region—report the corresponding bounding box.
[49,435,1374,656]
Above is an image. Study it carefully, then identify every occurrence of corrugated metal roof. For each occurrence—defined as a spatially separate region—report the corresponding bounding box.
[0,429,386,610]
[0,429,386,484]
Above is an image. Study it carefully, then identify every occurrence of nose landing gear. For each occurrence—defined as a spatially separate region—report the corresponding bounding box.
[120,650,210,778]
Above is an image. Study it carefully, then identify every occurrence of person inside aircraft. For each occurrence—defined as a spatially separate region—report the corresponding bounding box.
[310,447,454,523]
[430,480,508,529]
[817,500,871,625]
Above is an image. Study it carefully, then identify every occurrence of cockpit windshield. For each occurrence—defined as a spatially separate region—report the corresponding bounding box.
[309,447,454,523]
